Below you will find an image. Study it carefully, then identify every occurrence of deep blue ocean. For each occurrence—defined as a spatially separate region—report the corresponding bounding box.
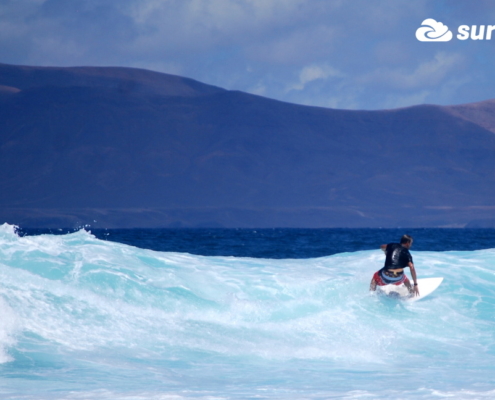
[1,224,495,399]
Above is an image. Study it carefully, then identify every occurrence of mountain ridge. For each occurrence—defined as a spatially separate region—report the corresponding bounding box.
[1,63,494,228]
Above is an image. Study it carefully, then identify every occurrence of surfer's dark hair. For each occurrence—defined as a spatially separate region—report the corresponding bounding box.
[400,234,413,245]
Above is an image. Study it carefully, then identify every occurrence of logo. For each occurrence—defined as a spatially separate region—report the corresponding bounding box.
[416,18,453,42]
[416,19,495,41]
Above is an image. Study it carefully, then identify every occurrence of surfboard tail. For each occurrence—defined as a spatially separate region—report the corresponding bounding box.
[375,277,443,302]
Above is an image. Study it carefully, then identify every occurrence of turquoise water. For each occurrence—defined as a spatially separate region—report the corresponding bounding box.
[1,223,495,399]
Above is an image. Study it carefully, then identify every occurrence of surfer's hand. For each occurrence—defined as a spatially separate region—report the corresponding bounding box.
[413,285,420,297]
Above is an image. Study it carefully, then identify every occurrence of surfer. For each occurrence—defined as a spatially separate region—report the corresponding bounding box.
[369,234,419,297]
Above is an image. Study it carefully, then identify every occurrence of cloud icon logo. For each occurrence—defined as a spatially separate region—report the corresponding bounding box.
[416,19,453,42]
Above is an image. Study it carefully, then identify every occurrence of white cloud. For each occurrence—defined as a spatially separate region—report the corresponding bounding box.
[361,52,464,90]
[397,52,463,88]
[127,0,311,48]
[287,64,341,92]
[248,82,267,96]
[245,24,338,65]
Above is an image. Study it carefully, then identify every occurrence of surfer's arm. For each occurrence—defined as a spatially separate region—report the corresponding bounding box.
[408,262,419,296]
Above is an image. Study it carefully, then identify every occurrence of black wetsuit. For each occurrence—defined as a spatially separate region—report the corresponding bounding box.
[382,243,413,272]
[378,243,413,284]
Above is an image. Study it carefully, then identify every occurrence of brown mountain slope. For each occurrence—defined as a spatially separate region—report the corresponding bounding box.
[1,63,494,228]
[444,99,495,134]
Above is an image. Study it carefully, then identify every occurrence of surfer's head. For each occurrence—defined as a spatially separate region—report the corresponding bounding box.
[400,234,413,247]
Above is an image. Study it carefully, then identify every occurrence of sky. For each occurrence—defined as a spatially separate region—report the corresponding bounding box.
[1,0,495,110]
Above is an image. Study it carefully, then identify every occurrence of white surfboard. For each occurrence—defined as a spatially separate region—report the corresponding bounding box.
[377,277,443,302]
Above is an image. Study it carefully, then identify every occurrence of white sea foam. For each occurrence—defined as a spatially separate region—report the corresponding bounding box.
[0,223,494,399]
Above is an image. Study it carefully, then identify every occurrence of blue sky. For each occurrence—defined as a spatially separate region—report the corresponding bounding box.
[1,0,495,110]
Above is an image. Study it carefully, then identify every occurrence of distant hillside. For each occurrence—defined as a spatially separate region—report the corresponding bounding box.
[1,63,495,228]
[0,63,224,97]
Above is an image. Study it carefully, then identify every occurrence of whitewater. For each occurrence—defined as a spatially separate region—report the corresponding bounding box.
[0,223,494,399]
